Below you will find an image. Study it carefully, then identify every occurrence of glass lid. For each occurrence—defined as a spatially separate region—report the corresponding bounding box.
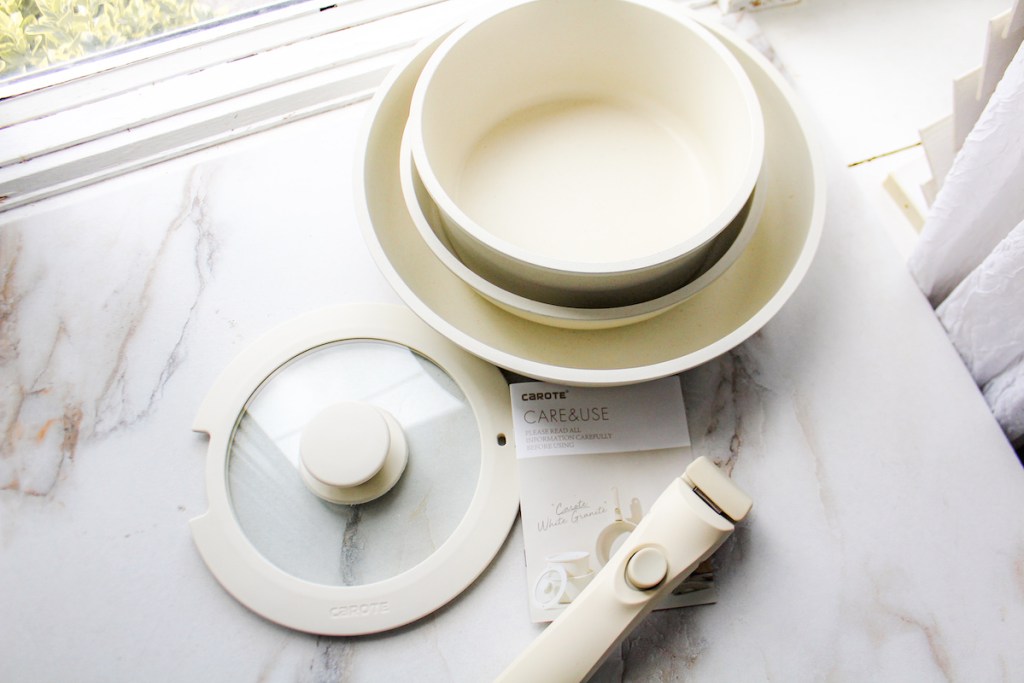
[190,304,518,635]
[228,340,480,586]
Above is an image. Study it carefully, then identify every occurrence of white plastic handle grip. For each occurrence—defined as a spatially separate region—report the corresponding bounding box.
[497,457,751,683]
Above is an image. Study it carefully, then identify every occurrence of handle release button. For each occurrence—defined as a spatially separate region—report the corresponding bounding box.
[625,547,668,591]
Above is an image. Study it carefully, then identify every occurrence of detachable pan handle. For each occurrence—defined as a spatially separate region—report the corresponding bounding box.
[497,457,752,683]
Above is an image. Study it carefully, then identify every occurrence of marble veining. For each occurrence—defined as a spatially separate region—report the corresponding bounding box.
[92,167,220,434]
[700,342,770,473]
[791,390,840,534]
[311,637,356,681]
[1,166,220,503]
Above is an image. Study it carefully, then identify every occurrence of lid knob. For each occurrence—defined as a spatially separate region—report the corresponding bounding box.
[299,401,409,505]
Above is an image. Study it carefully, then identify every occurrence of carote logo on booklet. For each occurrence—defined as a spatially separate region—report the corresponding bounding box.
[521,390,569,401]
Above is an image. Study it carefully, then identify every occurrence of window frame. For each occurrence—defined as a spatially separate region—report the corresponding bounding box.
[0,0,473,213]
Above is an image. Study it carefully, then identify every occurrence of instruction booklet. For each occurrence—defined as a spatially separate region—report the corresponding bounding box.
[510,377,717,623]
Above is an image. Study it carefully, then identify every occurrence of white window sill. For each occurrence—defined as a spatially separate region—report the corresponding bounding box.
[0,0,474,213]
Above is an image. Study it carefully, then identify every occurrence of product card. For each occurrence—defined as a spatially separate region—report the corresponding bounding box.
[512,378,716,623]
[511,378,691,458]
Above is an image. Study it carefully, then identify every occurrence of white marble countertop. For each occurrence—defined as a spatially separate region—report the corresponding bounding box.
[2,3,1023,681]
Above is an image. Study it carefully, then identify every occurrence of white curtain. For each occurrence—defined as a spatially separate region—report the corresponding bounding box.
[908,40,1024,448]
